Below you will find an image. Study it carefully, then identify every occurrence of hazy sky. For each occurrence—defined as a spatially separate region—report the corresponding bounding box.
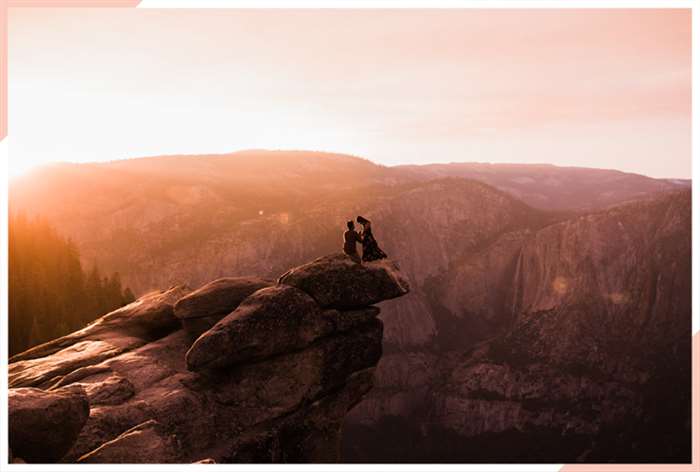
[8,8,691,178]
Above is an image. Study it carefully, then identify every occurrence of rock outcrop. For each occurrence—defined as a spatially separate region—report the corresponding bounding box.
[8,385,90,462]
[8,254,409,463]
[278,254,410,309]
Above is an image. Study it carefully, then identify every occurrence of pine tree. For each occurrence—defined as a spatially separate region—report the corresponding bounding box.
[9,214,137,356]
[123,287,136,304]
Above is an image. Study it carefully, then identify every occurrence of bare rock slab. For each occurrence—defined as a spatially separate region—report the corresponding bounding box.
[174,277,272,337]
[278,253,409,309]
[78,420,180,463]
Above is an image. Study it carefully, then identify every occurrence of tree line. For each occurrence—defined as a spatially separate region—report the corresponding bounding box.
[9,214,136,356]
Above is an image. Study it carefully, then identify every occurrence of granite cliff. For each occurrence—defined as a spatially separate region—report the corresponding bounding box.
[344,190,691,462]
[8,254,409,463]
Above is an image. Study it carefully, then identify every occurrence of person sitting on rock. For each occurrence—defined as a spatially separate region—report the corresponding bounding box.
[357,215,388,262]
[343,220,363,264]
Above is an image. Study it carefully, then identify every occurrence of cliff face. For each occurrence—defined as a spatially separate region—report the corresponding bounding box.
[434,191,691,450]
[344,190,691,462]
[8,254,409,464]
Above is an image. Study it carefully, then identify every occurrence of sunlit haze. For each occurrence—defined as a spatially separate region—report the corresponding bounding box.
[8,8,691,178]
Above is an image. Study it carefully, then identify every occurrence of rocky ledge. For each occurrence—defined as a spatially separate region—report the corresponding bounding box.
[8,254,409,463]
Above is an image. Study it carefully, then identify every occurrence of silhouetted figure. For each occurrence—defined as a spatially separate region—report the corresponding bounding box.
[343,220,362,264]
[357,216,387,262]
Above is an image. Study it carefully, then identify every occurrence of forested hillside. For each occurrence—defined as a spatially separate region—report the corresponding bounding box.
[9,214,135,355]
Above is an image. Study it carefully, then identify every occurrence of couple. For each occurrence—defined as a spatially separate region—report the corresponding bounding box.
[343,215,387,263]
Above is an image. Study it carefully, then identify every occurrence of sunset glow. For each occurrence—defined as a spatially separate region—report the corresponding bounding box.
[8,8,691,178]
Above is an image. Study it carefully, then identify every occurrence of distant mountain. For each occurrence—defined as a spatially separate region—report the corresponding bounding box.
[663,178,692,187]
[11,151,685,295]
[8,150,691,462]
[395,162,688,211]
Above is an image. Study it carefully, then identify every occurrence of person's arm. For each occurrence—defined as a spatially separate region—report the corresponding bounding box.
[355,231,363,242]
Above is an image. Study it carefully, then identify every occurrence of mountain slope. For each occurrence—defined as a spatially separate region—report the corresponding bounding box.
[395,162,687,211]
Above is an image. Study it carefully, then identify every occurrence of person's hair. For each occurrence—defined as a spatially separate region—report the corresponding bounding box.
[346,220,354,230]
[356,215,369,225]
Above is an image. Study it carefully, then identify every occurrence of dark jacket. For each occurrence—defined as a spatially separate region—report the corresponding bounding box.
[343,230,362,254]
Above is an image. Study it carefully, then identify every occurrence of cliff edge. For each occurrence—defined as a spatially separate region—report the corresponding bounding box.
[8,254,409,463]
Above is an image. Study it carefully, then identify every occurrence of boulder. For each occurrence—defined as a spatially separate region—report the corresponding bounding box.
[174,277,272,337]
[186,285,328,371]
[88,285,190,341]
[9,385,90,462]
[278,254,409,309]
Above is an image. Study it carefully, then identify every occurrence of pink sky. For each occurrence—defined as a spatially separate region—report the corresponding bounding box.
[8,8,691,178]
